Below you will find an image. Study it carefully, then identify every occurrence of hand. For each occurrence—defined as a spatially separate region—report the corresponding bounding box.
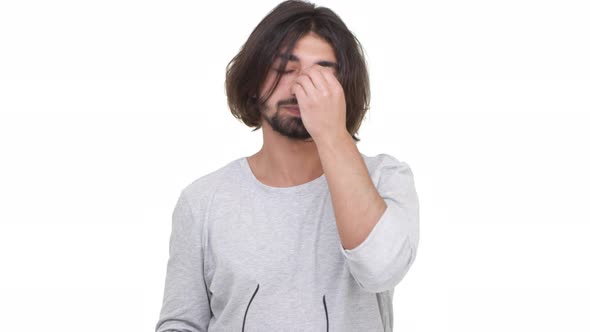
[290,64,348,143]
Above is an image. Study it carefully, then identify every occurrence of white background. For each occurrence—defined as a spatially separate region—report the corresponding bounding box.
[1,0,589,331]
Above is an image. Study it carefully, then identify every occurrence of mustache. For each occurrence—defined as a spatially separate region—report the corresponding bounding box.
[277,97,298,107]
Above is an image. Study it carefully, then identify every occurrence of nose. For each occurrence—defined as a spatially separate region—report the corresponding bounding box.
[288,78,298,96]
[286,65,315,94]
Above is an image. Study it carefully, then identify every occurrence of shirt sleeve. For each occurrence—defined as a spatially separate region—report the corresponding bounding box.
[155,190,212,332]
[339,155,420,293]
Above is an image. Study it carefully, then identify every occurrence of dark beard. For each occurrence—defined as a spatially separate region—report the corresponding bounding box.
[260,105,312,141]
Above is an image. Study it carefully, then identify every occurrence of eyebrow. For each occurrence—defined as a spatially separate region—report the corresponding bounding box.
[276,53,338,69]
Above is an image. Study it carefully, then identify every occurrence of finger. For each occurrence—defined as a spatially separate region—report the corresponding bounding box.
[303,66,330,93]
[293,74,314,97]
[318,67,343,93]
[291,82,307,99]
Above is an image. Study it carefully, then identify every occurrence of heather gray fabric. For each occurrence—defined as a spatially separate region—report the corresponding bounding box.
[155,152,420,332]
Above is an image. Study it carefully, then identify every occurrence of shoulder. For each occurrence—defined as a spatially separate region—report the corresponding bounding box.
[361,152,412,174]
[178,157,243,207]
[361,152,416,191]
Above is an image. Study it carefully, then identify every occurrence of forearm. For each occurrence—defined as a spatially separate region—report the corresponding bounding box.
[315,132,387,250]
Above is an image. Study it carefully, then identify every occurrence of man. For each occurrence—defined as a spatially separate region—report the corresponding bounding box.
[155,1,419,331]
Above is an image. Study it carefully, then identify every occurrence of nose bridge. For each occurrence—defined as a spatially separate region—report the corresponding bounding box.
[282,57,320,93]
[286,59,314,87]
[284,68,301,92]
[299,57,317,71]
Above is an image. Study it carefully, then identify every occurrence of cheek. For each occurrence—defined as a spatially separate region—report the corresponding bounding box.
[260,71,298,102]
[279,75,298,95]
[259,76,274,96]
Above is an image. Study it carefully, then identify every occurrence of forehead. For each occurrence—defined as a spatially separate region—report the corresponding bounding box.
[275,32,337,64]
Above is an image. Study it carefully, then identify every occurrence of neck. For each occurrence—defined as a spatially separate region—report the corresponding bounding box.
[247,127,324,188]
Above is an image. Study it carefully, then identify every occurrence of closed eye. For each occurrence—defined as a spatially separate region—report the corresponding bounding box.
[273,68,295,74]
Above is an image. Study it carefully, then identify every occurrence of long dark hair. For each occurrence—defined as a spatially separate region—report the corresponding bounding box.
[225,0,370,142]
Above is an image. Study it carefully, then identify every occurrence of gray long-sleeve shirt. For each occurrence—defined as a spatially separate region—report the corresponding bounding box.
[155,152,420,331]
